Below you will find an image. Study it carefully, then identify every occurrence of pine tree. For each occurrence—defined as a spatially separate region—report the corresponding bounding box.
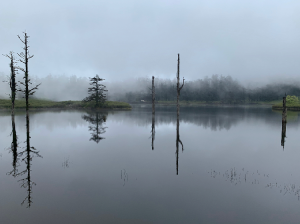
[83,75,107,107]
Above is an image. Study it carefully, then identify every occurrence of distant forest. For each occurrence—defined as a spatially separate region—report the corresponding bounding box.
[118,75,300,103]
[0,73,299,103]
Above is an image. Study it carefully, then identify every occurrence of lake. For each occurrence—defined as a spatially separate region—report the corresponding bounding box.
[0,105,300,224]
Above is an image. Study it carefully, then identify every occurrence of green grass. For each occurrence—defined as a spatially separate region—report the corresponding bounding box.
[272,96,300,111]
[0,98,131,110]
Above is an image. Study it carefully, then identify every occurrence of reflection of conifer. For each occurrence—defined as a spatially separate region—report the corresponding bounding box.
[82,112,108,143]
[17,112,42,208]
[7,115,19,177]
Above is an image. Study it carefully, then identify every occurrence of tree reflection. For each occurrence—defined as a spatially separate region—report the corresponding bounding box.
[7,114,19,177]
[150,113,155,150]
[176,114,184,175]
[281,121,286,149]
[17,112,42,208]
[82,111,108,143]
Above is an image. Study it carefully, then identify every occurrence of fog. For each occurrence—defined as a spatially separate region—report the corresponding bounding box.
[2,0,300,83]
[1,72,300,102]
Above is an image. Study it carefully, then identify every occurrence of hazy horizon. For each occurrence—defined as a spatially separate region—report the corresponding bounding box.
[1,0,300,84]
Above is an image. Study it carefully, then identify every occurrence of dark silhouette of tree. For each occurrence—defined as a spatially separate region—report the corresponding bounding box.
[17,112,42,208]
[2,52,18,114]
[150,113,155,150]
[7,115,19,177]
[17,32,41,111]
[176,113,184,175]
[83,75,107,107]
[176,54,184,118]
[82,112,108,143]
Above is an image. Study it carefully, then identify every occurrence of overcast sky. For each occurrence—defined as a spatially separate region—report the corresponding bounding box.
[1,0,300,83]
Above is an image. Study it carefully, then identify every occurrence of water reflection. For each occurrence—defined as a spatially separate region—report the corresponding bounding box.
[82,111,108,143]
[176,113,184,175]
[17,112,42,208]
[7,114,19,177]
[150,113,155,150]
[114,106,298,130]
[281,121,287,149]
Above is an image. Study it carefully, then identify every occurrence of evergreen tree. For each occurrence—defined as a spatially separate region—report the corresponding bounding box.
[83,75,107,107]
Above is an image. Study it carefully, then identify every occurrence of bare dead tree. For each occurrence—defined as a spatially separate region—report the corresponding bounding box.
[282,95,287,123]
[176,54,184,118]
[281,94,287,150]
[152,76,155,115]
[2,51,18,114]
[151,76,155,150]
[17,32,41,111]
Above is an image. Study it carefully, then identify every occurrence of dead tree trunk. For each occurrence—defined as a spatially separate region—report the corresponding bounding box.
[152,76,155,115]
[176,54,184,118]
[17,32,40,111]
[175,54,184,175]
[281,95,287,150]
[150,76,156,150]
[3,52,18,115]
[282,95,287,123]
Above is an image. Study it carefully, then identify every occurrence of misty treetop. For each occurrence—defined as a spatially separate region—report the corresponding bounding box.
[83,75,107,107]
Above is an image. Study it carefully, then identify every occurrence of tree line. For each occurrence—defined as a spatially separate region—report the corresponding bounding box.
[119,75,300,103]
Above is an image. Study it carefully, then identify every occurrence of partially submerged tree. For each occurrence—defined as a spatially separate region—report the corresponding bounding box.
[2,51,18,114]
[17,32,40,111]
[175,54,184,175]
[83,75,107,107]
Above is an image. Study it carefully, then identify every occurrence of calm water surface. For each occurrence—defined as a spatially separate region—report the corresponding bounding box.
[1,105,300,224]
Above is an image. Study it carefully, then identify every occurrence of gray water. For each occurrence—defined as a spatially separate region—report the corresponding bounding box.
[0,105,300,224]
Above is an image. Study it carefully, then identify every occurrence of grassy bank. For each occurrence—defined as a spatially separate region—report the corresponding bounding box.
[272,96,300,111]
[272,104,300,111]
[0,99,131,110]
